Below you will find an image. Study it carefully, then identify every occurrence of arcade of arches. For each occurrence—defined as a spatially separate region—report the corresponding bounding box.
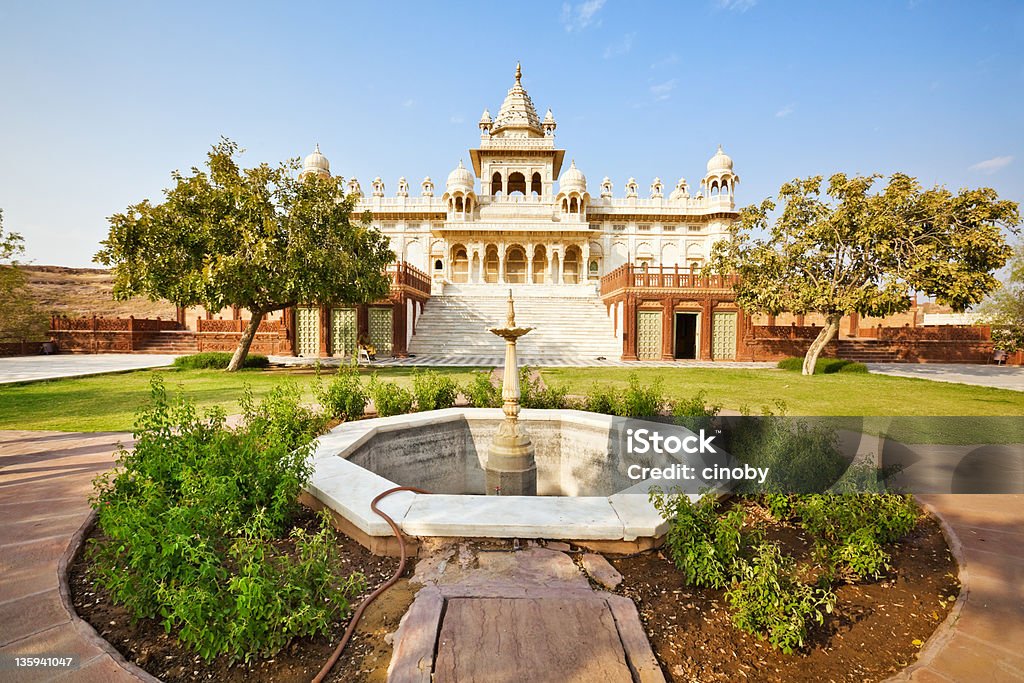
[448,242,592,285]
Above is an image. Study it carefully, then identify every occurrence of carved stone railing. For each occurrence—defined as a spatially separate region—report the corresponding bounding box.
[600,263,739,295]
[389,261,431,296]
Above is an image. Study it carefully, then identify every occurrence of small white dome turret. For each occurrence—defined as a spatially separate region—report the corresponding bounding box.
[301,144,330,178]
[559,160,586,194]
[706,145,734,173]
[446,160,475,192]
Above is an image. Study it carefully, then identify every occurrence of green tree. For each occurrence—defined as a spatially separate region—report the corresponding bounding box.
[96,140,395,371]
[978,242,1024,352]
[710,173,1019,374]
[0,210,49,344]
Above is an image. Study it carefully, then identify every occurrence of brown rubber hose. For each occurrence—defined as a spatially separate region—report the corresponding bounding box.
[312,485,429,683]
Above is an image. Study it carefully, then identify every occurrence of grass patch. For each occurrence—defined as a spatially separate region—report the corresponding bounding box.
[777,357,868,374]
[0,365,485,432]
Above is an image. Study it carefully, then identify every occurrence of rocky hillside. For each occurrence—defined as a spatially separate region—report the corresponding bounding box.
[22,266,177,320]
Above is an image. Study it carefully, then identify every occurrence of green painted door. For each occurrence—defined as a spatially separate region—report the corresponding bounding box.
[369,307,394,356]
[712,311,737,360]
[637,310,662,360]
[330,307,357,357]
[296,307,319,357]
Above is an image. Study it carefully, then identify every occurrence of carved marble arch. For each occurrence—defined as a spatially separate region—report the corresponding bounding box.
[507,172,527,196]
[563,245,582,284]
[505,244,527,284]
[532,245,548,284]
[451,244,469,283]
[531,172,542,196]
[491,171,503,197]
[483,245,500,283]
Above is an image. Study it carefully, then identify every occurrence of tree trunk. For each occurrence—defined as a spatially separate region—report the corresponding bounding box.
[802,314,841,376]
[227,310,265,372]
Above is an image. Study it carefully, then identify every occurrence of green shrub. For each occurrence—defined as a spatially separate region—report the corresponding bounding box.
[776,357,866,374]
[672,390,722,432]
[462,371,502,408]
[726,544,836,654]
[412,369,459,411]
[89,377,356,663]
[314,365,367,421]
[367,375,414,416]
[583,383,619,414]
[618,373,665,417]
[519,366,571,409]
[727,411,848,494]
[649,490,752,589]
[173,352,269,370]
[792,493,919,581]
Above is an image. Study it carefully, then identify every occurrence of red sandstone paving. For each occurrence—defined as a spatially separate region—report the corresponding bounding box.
[0,430,140,682]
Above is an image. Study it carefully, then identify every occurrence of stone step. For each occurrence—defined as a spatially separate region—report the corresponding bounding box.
[410,293,620,357]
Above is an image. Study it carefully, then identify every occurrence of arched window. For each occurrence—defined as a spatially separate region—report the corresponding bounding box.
[483,245,500,283]
[569,196,579,213]
[507,172,526,195]
[455,196,464,211]
[506,245,527,284]
[563,245,581,284]
[532,245,548,284]
[434,259,443,271]
[531,172,542,196]
[451,245,469,283]
[491,172,503,197]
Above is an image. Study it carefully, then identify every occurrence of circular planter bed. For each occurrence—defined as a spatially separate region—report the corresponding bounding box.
[609,499,960,682]
[69,506,415,683]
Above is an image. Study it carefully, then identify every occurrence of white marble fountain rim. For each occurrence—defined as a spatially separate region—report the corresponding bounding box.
[305,408,707,542]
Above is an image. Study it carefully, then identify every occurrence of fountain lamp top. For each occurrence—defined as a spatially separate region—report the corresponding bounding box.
[488,290,534,339]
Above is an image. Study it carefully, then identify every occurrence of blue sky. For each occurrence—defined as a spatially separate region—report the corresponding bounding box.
[1,0,1022,266]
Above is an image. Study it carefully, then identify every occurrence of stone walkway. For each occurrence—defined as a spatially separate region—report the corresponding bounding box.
[0,355,178,385]
[0,431,151,682]
[1,430,1022,682]
[866,363,1024,392]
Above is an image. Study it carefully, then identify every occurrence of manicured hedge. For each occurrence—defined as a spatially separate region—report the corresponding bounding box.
[172,352,270,370]
[777,357,867,374]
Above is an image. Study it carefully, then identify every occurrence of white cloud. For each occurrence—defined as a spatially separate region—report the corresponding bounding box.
[561,0,606,32]
[449,115,465,125]
[649,79,677,101]
[775,103,796,118]
[402,99,416,108]
[715,0,757,11]
[650,53,680,69]
[604,32,636,59]
[968,156,1013,174]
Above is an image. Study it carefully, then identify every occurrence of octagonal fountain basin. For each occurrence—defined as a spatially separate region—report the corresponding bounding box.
[304,408,728,554]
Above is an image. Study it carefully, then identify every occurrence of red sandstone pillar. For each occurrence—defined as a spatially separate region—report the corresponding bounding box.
[700,300,713,361]
[622,294,638,361]
[661,298,675,360]
[392,296,408,358]
[319,305,330,356]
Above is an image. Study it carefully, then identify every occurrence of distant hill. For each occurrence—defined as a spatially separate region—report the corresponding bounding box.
[22,265,177,320]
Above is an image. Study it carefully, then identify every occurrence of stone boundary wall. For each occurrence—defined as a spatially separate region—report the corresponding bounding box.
[195,331,292,356]
[0,340,46,357]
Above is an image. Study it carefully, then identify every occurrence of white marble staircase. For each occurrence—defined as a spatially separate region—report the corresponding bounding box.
[408,284,621,359]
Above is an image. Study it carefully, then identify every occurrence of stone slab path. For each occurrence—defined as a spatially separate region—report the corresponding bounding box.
[387,542,665,683]
[0,431,152,682]
[0,354,178,385]
[866,363,1024,392]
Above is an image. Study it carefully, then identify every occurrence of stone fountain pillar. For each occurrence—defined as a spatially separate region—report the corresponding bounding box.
[486,291,536,495]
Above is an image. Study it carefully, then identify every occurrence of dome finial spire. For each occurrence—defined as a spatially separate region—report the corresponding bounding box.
[515,61,522,84]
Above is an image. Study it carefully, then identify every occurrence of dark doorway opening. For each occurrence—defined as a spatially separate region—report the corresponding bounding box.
[674,313,698,359]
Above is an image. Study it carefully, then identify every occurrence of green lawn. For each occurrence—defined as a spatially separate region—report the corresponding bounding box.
[538,367,1024,444]
[1,365,1022,441]
[0,366,485,432]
